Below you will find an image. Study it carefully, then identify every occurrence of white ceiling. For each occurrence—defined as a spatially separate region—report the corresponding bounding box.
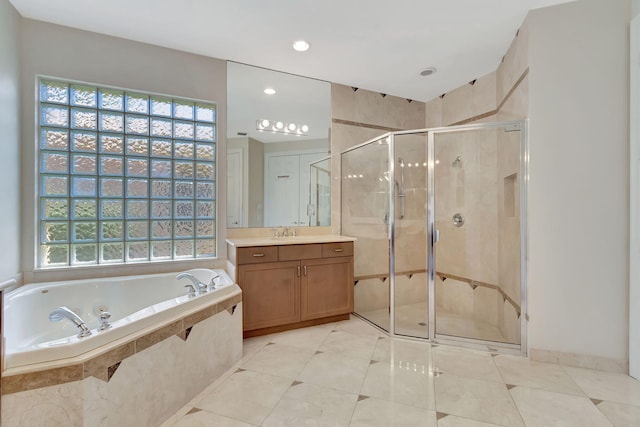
[10,0,573,103]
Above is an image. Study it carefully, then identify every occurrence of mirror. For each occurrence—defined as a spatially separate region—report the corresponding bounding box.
[226,62,331,228]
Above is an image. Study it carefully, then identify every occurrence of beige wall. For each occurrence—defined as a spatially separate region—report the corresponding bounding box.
[527,0,630,369]
[20,19,228,282]
[0,0,22,287]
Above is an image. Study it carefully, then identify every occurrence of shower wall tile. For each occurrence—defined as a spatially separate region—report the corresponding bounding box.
[354,89,388,126]
[425,97,443,127]
[391,96,426,130]
[331,84,425,130]
[435,277,474,318]
[473,284,499,326]
[496,17,530,104]
[394,224,427,273]
[440,71,496,126]
[502,298,521,344]
[331,84,425,131]
[351,235,390,277]
[442,82,473,125]
[471,71,498,118]
[331,84,357,122]
[394,273,428,307]
[497,74,529,120]
[332,83,425,258]
[330,122,386,234]
[354,278,389,312]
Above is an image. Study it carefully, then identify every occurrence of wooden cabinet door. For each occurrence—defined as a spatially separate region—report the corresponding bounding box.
[238,261,300,330]
[301,257,354,321]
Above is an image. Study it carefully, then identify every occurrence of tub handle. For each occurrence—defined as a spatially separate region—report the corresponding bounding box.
[253,253,265,257]
[98,311,112,331]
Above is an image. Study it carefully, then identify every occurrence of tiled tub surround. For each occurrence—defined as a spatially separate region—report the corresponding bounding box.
[2,271,243,426]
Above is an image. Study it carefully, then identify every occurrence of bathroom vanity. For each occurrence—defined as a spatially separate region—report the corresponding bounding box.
[226,235,355,337]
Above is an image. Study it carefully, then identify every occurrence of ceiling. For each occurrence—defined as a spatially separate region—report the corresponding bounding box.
[10,0,573,103]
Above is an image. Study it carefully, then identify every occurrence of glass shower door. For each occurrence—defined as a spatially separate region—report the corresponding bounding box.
[431,124,523,345]
[392,132,429,338]
[342,136,391,332]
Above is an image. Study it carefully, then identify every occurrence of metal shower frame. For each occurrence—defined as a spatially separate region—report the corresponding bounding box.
[341,119,529,355]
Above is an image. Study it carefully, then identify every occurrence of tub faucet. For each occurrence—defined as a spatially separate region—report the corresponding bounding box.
[176,272,207,296]
[207,273,221,291]
[49,306,92,338]
[98,311,112,331]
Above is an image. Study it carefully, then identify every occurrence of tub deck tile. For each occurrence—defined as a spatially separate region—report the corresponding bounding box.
[219,294,243,315]
[135,320,184,353]
[183,305,218,329]
[84,342,135,382]
[1,364,83,394]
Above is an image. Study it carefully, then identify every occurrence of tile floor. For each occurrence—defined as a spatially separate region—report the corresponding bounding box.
[163,316,640,427]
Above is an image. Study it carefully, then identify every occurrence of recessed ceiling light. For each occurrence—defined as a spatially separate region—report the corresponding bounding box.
[293,40,310,52]
[264,87,276,95]
[420,67,437,76]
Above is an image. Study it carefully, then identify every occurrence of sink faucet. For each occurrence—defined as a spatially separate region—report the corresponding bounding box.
[283,226,291,237]
[49,306,92,338]
[176,272,207,296]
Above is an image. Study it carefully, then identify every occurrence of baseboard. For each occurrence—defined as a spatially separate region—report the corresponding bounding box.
[530,348,628,374]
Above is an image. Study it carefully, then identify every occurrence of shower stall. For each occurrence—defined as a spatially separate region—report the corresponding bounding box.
[341,120,527,352]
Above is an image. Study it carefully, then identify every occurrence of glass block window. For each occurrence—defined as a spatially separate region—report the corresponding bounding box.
[38,79,216,267]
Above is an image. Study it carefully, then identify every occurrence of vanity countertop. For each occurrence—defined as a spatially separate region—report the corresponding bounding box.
[226,234,356,248]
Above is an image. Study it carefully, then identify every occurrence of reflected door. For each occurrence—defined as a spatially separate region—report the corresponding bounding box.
[431,125,522,345]
[265,154,300,226]
[227,149,243,227]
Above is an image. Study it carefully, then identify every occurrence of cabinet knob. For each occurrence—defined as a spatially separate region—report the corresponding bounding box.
[253,253,265,257]
[334,248,344,252]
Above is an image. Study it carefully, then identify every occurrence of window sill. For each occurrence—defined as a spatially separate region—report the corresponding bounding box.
[25,257,226,285]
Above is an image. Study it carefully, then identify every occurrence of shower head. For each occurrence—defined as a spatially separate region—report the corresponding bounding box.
[452,156,462,167]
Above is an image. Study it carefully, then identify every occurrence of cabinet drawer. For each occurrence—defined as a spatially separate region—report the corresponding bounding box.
[237,246,278,264]
[321,242,353,258]
[279,244,322,261]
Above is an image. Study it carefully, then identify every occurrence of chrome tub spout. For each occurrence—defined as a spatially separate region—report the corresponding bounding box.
[49,306,92,338]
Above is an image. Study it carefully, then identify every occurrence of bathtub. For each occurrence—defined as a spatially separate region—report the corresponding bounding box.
[2,268,243,426]
[4,268,238,369]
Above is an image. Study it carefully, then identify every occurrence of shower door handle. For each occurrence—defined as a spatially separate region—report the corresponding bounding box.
[433,229,440,244]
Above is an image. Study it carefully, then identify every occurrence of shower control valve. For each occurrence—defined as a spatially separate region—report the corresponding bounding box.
[452,213,465,227]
